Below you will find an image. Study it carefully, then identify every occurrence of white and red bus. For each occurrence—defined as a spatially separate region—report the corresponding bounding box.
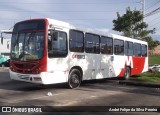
[9,18,148,88]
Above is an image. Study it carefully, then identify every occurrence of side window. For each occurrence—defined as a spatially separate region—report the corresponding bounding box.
[48,31,67,58]
[85,33,100,54]
[101,36,113,54]
[69,30,84,52]
[125,41,133,56]
[114,39,124,55]
[141,44,147,57]
[134,43,141,56]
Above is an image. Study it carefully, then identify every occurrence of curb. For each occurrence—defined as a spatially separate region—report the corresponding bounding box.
[119,80,160,88]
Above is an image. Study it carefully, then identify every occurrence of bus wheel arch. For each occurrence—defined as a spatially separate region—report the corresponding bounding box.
[68,66,83,89]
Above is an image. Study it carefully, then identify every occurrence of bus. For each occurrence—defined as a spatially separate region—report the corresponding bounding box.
[9,18,148,88]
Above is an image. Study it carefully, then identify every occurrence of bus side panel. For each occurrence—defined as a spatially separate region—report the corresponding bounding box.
[82,53,94,80]
[70,53,100,80]
[101,55,116,78]
[69,53,103,80]
[113,56,148,77]
[91,54,102,79]
[68,52,92,80]
[142,57,148,72]
[47,57,69,83]
[131,57,146,75]
[113,55,125,77]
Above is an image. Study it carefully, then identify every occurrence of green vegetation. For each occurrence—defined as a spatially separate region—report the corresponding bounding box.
[112,7,160,50]
[113,7,155,38]
[149,55,160,65]
[130,72,160,83]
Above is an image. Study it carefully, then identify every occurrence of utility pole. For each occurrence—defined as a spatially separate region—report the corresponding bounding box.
[140,0,145,20]
[139,0,145,33]
[142,0,145,16]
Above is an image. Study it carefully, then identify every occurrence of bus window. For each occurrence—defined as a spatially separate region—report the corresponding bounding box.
[85,33,100,54]
[134,43,141,56]
[101,36,113,54]
[69,30,84,52]
[141,44,147,57]
[114,39,124,55]
[48,31,67,58]
[125,41,133,56]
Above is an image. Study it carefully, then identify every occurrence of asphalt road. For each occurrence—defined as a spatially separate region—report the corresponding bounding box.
[0,70,160,114]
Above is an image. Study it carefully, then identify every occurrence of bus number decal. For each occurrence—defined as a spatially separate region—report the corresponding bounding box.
[125,56,133,68]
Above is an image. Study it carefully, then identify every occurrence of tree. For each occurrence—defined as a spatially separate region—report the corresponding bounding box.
[143,37,158,50]
[112,7,157,50]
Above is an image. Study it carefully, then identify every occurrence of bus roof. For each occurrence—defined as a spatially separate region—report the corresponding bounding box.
[112,34,148,45]
[47,18,147,45]
[16,18,148,45]
[47,18,112,37]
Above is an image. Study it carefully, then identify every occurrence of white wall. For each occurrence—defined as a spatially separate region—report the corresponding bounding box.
[0,38,11,59]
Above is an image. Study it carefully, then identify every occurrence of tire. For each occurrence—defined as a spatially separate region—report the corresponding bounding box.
[68,69,81,89]
[124,67,130,80]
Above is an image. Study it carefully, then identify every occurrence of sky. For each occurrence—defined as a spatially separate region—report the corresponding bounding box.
[0,0,160,40]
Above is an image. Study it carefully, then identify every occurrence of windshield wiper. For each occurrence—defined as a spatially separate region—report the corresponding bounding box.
[18,31,36,60]
[27,31,36,44]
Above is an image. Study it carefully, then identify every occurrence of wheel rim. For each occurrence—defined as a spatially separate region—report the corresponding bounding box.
[69,74,80,88]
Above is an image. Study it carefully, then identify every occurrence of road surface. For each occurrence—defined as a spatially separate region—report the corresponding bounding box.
[0,70,159,114]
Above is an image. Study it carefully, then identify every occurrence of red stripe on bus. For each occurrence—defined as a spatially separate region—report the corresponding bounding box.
[118,57,146,77]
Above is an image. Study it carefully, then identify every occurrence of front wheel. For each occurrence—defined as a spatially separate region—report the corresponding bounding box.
[124,67,130,80]
[68,69,81,89]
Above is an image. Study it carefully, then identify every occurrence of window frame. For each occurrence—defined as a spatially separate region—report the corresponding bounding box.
[141,44,147,57]
[69,29,84,53]
[134,43,141,57]
[100,36,113,55]
[48,30,68,58]
[85,33,100,54]
[114,39,124,55]
[125,41,134,56]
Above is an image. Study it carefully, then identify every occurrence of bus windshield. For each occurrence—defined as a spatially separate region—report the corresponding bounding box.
[11,20,46,61]
[11,32,44,61]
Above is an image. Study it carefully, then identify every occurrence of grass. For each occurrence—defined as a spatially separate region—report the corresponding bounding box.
[130,55,160,83]
[130,72,160,83]
[149,55,160,65]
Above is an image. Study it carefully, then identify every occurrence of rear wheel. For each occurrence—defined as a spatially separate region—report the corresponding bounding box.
[68,69,81,89]
[124,67,130,80]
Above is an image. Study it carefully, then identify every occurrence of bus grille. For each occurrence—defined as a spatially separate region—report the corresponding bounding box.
[10,61,40,74]
[14,63,35,69]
